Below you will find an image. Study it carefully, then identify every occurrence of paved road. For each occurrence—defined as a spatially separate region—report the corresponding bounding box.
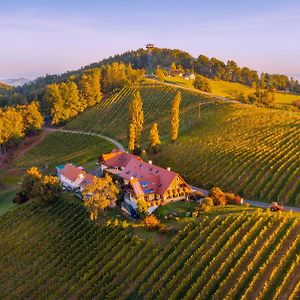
[45,128,125,151]
[190,185,300,212]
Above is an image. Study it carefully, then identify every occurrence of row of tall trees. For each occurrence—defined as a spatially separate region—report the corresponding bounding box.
[127,91,182,152]
[45,68,102,124]
[0,102,43,152]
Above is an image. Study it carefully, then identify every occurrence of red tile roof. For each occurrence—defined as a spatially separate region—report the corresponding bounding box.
[99,150,142,168]
[60,164,83,182]
[99,150,190,196]
[79,173,96,189]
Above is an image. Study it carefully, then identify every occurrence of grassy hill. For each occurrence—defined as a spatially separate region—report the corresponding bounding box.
[14,132,115,170]
[165,76,300,105]
[0,199,299,299]
[64,84,300,206]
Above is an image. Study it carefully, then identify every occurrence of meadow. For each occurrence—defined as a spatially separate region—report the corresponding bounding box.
[15,132,114,170]
[0,199,299,299]
[164,76,300,105]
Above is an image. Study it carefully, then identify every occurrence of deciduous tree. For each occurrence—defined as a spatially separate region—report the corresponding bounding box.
[128,91,144,149]
[83,174,119,221]
[170,92,181,142]
[149,123,161,152]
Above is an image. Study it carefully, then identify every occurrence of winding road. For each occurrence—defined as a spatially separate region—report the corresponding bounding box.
[45,127,125,151]
[45,127,300,212]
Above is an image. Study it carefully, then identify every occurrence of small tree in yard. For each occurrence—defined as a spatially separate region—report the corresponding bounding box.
[137,198,149,218]
[83,174,119,221]
[144,214,160,230]
[149,123,161,153]
[38,175,62,205]
[22,167,42,199]
[209,187,227,206]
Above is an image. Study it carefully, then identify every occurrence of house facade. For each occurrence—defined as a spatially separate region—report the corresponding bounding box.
[98,150,192,209]
[184,72,195,80]
[57,163,96,191]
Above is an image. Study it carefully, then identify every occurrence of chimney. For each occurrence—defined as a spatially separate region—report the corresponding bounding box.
[167,167,171,171]
[148,160,152,165]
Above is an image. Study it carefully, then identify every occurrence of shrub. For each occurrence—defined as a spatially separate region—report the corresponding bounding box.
[203,197,214,206]
[144,214,160,230]
[193,75,212,92]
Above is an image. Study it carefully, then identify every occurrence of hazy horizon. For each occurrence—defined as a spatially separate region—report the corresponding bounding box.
[1,0,300,80]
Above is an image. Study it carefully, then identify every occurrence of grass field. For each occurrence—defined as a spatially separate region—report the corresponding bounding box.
[14,132,115,170]
[164,76,300,105]
[0,200,299,299]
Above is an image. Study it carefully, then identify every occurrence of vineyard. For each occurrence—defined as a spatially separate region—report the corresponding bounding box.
[64,83,300,206]
[14,132,114,169]
[155,102,300,206]
[0,200,299,299]
[65,84,218,142]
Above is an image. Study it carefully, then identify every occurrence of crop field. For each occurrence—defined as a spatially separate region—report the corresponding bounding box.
[15,132,114,170]
[155,103,300,206]
[65,84,218,142]
[0,200,299,299]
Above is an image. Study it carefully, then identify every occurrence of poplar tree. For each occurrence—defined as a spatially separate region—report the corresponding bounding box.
[149,123,161,152]
[128,123,135,152]
[128,91,144,149]
[170,92,182,142]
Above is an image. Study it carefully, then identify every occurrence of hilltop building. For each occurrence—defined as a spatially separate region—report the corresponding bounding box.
[98,150,192,213]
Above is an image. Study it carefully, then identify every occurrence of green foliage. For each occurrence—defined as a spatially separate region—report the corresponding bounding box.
[15,132,114,168]
[0,202,298,298]
[155,102,300,206]
[193,74,212,92]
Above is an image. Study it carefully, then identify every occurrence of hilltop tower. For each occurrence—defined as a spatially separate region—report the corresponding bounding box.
[145,43,155,71]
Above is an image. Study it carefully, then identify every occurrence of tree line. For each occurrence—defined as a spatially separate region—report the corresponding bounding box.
[0,102,43,153]
[45,63,144,124]
[88,47,300,93]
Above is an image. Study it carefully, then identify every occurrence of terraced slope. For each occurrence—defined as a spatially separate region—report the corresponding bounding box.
[65,84,217,142]
[0,201,299,299]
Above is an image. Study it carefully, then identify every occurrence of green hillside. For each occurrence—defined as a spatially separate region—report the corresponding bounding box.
[65,84,218,141]
[155,103,300,206]
[64,84,300,206]
[165,76,300,105]
[15,132,115,170]
[0,200,299,299]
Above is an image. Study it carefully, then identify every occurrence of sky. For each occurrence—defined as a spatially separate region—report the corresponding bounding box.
[0,0,300,80]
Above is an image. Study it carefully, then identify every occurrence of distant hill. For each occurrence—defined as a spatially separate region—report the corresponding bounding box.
[1,78,31,87]
[0,81,12,90]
